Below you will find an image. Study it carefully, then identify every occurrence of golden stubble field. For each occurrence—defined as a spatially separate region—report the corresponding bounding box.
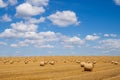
[0,56,120,80]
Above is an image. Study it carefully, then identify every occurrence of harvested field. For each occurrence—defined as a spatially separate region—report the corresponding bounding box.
[0,56,120,80]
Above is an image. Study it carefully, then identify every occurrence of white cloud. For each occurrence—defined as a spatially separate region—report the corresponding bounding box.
[10,33,84,48]
[0,30,58,47]
[26,0,49,6]
[11,39,45,47]
[0,30,39,39]
[0,29,84,48]
[0,42,7,46]
[26,17,45,24]
[11,42,28,48]
[10,38,54,48]
[114,0,120,5]
[85,35,100,41]
[0,0,7,8]
[63,45,74,48]
[0,29,17,38]
[62,36,84,45]
[104,34,109,37]
[21,31,58,41]
[0,21,38,39]
[11,22,37,32]
[94,39,120,52]
[24,32,40,39]
[110,34,117,37]
[0,23,58,41]
[99,39,120,49]
[48,11,80,27]
[1,14,12,22]
[22,39,45,45]
[16,3,45,17]
[93,46,102,49]
[0,29,39,39]
[8,0,18,5]
[0,14,84,49]
[35,44,54,48]
[39,31,58,41]
[104,34,117,37]
[10,44,18,47]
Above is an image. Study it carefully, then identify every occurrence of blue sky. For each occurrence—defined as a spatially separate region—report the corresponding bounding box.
[0,0,120,56]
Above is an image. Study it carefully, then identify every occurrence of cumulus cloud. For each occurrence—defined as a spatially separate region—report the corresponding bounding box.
[8,31,57,48]
[60,36,84,49]
[0,42,7,46]
[11,22,37,32]
[11,43,28,48]
[9,34,84,48]
[0,0,7,8]
[99,39,120,49]
[35,44,54,48]
[23,32,39,39]
[26,0,49,7]
[10,44,18,47]
[0,27,58,48]
[62,36,84,44]
[0,22,58,41]
[1,14,12,22]
[114,0,120,5]
[8,0,18,5]
[0,29,17,38]
[63,45,74,48]
[10,39,44,48]
[104,34,117,37]
[26,17,45,24]
[16,3,45,17]
[94,39,120,53]
[0,21,38,39]
[10,39,54,49]
[0,24,84,48]
[39,31,58,41]
[110,34,117,37]
[48,11,80,27]
[0,29,38,39]
[85,35,100,41]
[24,31,58,41]
[104,34,109,37]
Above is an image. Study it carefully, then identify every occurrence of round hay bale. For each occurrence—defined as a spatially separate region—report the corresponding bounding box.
[44,61,48,64]
[3,60,8,64]
[84,63,94,71]
[49,61,55,65]
[40,61,45,66]
[114,62,118,65]
[76,61,80,64]
[10,60,14,64]
[24,61,28,64]
[111,61,114,64]
[93,61,96,64]
[80,62,85,67]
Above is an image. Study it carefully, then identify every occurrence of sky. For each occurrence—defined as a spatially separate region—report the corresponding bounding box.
[0,0,120,56]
